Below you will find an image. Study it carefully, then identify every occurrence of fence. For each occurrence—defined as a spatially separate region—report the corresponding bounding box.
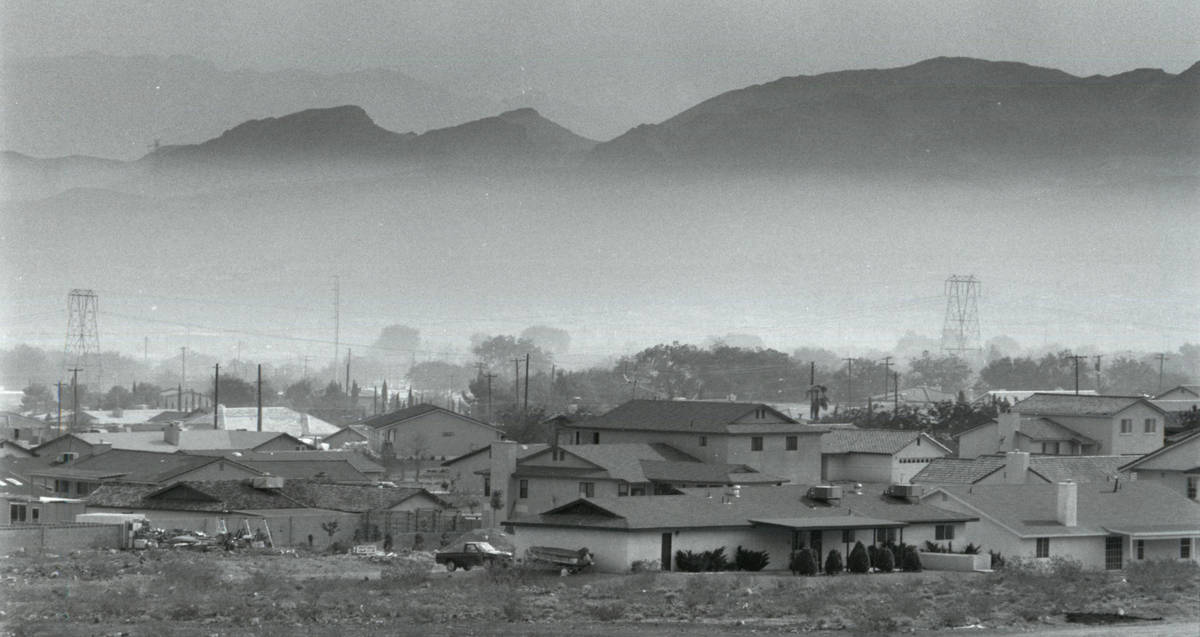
[360,509,482,541]
[0,523,125,554]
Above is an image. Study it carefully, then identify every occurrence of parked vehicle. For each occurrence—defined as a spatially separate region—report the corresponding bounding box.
[434,541,513,571]
[524,546,594,574]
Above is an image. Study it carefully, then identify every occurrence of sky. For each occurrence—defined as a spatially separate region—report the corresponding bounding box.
[1,1,1198,376]
[4,1,1199,129]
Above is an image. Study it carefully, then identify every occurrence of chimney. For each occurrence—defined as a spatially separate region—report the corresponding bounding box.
[997,412,1021,452]
[1004,451,1030,484]
[1055,481,1077,527]
[164,423,181,446]
[489,440,521,523]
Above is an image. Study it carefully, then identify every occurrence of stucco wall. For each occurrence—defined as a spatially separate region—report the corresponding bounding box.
[0,523,124,553]
[1132,471,1196,502]
[510,476,622,517]
[823,454,892,482]
[1052,404,1163,456]
[724,432,822,484]
[373,412,500,459]
[957,425,997,459]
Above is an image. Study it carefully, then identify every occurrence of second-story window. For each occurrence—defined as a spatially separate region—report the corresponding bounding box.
[1119,419,1133,434]
[1144,418,1157,433]
[786,435,798,451]
[751,436,763,451]
[579,482,595,498]
[518,479,528,499]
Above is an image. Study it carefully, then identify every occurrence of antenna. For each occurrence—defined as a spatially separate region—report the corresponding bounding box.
[941,275,982,356]
[332,275,340,385]
[64,289,101,390]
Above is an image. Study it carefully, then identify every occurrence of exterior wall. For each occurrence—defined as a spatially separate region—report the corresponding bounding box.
[824,454,892,483]
[510,476,622,518]
[1132,537,1200,563]
[894,440,951,483]
[508,525,633,572]
[1,497,86,525]
[1133,470,1196,502]
[1052,404,1163,456]
[252,436,311,452]
[372,412,501,459]
[957,425,997,459]
[443,453,491,495]
[31,436,95,462]
[322,429,367,448]
[724,431,822,484]
[0,523,124,553]
[558,428,730,463]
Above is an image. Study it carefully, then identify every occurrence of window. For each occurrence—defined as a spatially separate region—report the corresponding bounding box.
[483,476,491,497]
[751,436,763,451]
[698,436,707,447]
[76,483,92,496]
[592,432,600,444]
[9,504,26,523]
[936,524,955,541]
[617,483,629,497]
[12,429,18,440]
[630,484,647,496]
[30,507,39,522]
[1188,477,1198,501]
[554,449,566,461]
[579,482,595,498]
[1136,540,1145,560]
[1144,418,1157,433]
[786,436,798,451]
[1036,537,1050,558]
[1043,441,1060,455]
[518,479,528,499]
[53,480,70,494]
[574,431,581,444]
[1182,538,1193,560]
[842,529,853,544]
[879,527,898,544]
[1120,419,1133,434]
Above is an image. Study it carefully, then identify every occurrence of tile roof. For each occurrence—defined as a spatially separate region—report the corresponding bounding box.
[87,480,307,513]
[65,430,302,453]
[821,429,951,455]
[912,455,1130,485]
[26,449,260,484]
[181,407,339,438]
[278,480,449,512]
[183,449,384,474]
[932,481,1200,538]
[512,483,974,530]
[1013,394,1162,417]
[356,404,499,432]
[569,399,798,434]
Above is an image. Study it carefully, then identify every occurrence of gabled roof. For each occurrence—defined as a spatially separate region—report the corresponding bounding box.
[1012,393,1167,417]
[356,404,502,433]
[638,460,782,485]
[0,439,34,456]
[183,449,384,475]
[26,449,263,484]
[566,399,800,434]
[1,411,54,428]
[278,480,451,512]
[442,443,548,467]
[821,429,951,455]
[929,481,1200,538]
[87,480,307,513]
[868,386,957,404]
[180,407,339,437]
[1155,385,1200,399]
[1015,417,1098,445]
[912,454,1130,485]
[517,443,695,483]
[40,430,307,453]
[82,409,173,425]
[1119,428,1200,472]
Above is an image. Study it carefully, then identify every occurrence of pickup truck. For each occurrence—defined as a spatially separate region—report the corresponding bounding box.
[434,541,514,571]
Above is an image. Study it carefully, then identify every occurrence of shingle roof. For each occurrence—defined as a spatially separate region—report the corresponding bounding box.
[356,404,500,432]
[638,460,782,485]
[278,480,449,512]
[87,480,307,513]
[1016,417,1097,444]
[27,449,257,484]
[1013,394,1162,417]
[66,430,301,453]
[912,455,1130,485]
[181,407,339,438]
[1155,385,1200,399]
[512,483,974,530]
[1119,428,1200,472]
[569,400,798,434]
[821,429,951,455]
[183,449,384,475]
[82,409,173,425]
[933,481,1200,538]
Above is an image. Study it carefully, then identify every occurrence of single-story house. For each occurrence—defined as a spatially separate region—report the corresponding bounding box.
[821,429,952,483]
[32,427,310,461]
[182,449,385,482]
[2,494,86,525]
[1,411,58,446]
[505,482,975,573]
[321,424,371,449]
[26,449,263,496]
[922,481,1200,569]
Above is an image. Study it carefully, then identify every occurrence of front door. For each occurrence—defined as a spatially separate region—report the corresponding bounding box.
[1105,536,1123,570]
[661,532,673,571]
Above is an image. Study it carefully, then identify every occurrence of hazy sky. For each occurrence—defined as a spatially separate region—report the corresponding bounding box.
[4,1,1199,125]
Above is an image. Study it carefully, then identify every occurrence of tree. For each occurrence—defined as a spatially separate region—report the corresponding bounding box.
[848,541,871,573]
[410,361,473,392]
[130,382,163,407]
[519,326,571,355]
[902,545,923,572]
[284,379,316,410]
[101,385,134,410]
[21,383,53,413]
[374,325,420,357]
[905,351,972,392]
[823,549,843,575]
[215,374,256,407]
[790,548,817,576]
[875,545,895,572]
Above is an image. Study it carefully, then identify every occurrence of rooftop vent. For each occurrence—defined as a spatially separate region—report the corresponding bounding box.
[806,485,843,502]
[885,484,924,499]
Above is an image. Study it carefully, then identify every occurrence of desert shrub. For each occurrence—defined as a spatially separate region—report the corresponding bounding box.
[790,548,817,576]
[381,560,430,585]
[875,545,895,572]
[1125,559,1200,593]
[734,546,770,572]
[585,600,627,621]
[962,542,981,555]
[498,590,531,622]
[847,541,870,573]
[901,545,922,572]
[675,547,728,572]
[675,549,704,572]
[823,549,843,575]
[327,541,348,555]
[924,540,946,553]
[631,559,660,572]
[989,550,1005,569]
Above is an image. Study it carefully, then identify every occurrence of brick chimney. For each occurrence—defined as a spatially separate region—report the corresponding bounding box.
[1003,451,1030,484]
[164,422,182,446]
[1056,481,1077,527]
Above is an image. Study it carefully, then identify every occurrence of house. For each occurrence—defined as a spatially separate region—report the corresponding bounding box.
[32,426,310,461]
[505,483,976,573]
[556,400,827,484]
[922,481,1200,570]
[1155,385,1200,400]
[183,449,385,482]
[1,411,58,446]
[1118,429,1200,502]
[0,439,34,458]
[498,443,783,520]
[912,451,1130,486]
[957,394,1168,458]
[276,480,453,513]
[159,388,212,411]
[442,442,548,496]
[26,449,263,497]
[2,494,86,525]
[973,390,1098,407]
[80,409,175,428]
[821,429,952,483]
[322,424,371,449]
[356,404,503,459]
[179,406,339,439]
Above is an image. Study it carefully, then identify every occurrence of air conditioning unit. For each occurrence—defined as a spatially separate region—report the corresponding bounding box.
[252,476,285,489]
[886,484,924,498]
[806,485,843,502]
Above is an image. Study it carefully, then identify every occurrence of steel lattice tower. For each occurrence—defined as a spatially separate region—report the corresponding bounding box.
[64,289,102,388]
[941,275,981,356]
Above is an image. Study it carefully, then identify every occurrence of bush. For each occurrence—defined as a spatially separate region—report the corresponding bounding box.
[823,549,843,575]
[734,546,770,572]
[790,548,817,576]
[847,541,870,573]
[875,545,895,572]
[901,545,922,572]
[989,550,1005,569]
[675,547,728,572]
[1125,559,1200,593]
[962,542,981,555]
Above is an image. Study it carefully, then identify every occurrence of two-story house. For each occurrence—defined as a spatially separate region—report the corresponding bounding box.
[1119,428,1200,502]
[356,404,502,459]
[555,400,827,484]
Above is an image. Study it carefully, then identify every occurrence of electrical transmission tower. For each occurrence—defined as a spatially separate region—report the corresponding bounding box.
[941,275,982,356]
[64,289,102,389]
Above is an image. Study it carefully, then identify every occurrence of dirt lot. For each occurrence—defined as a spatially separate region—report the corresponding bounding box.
[1,548,1196,636]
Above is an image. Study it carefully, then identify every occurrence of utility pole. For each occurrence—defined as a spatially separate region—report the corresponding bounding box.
[843,358,854,407]
[880,356,893,397]
[512,358,522,411]
[55,381,65,434]
[1092,355,1104,392]
[332,276,340,385]
[1155,353,1168,394]
[213,363,220,429]
[345,348,351,393]
[1067,355,1087,395]
[69,368,81,432]
[302,356,311,380]
[144,337,149,366]
[893,372,900,413]
[180,347,187,395]
[256,364,263,432]
[523,353,530,414]
[484,372,496,423]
